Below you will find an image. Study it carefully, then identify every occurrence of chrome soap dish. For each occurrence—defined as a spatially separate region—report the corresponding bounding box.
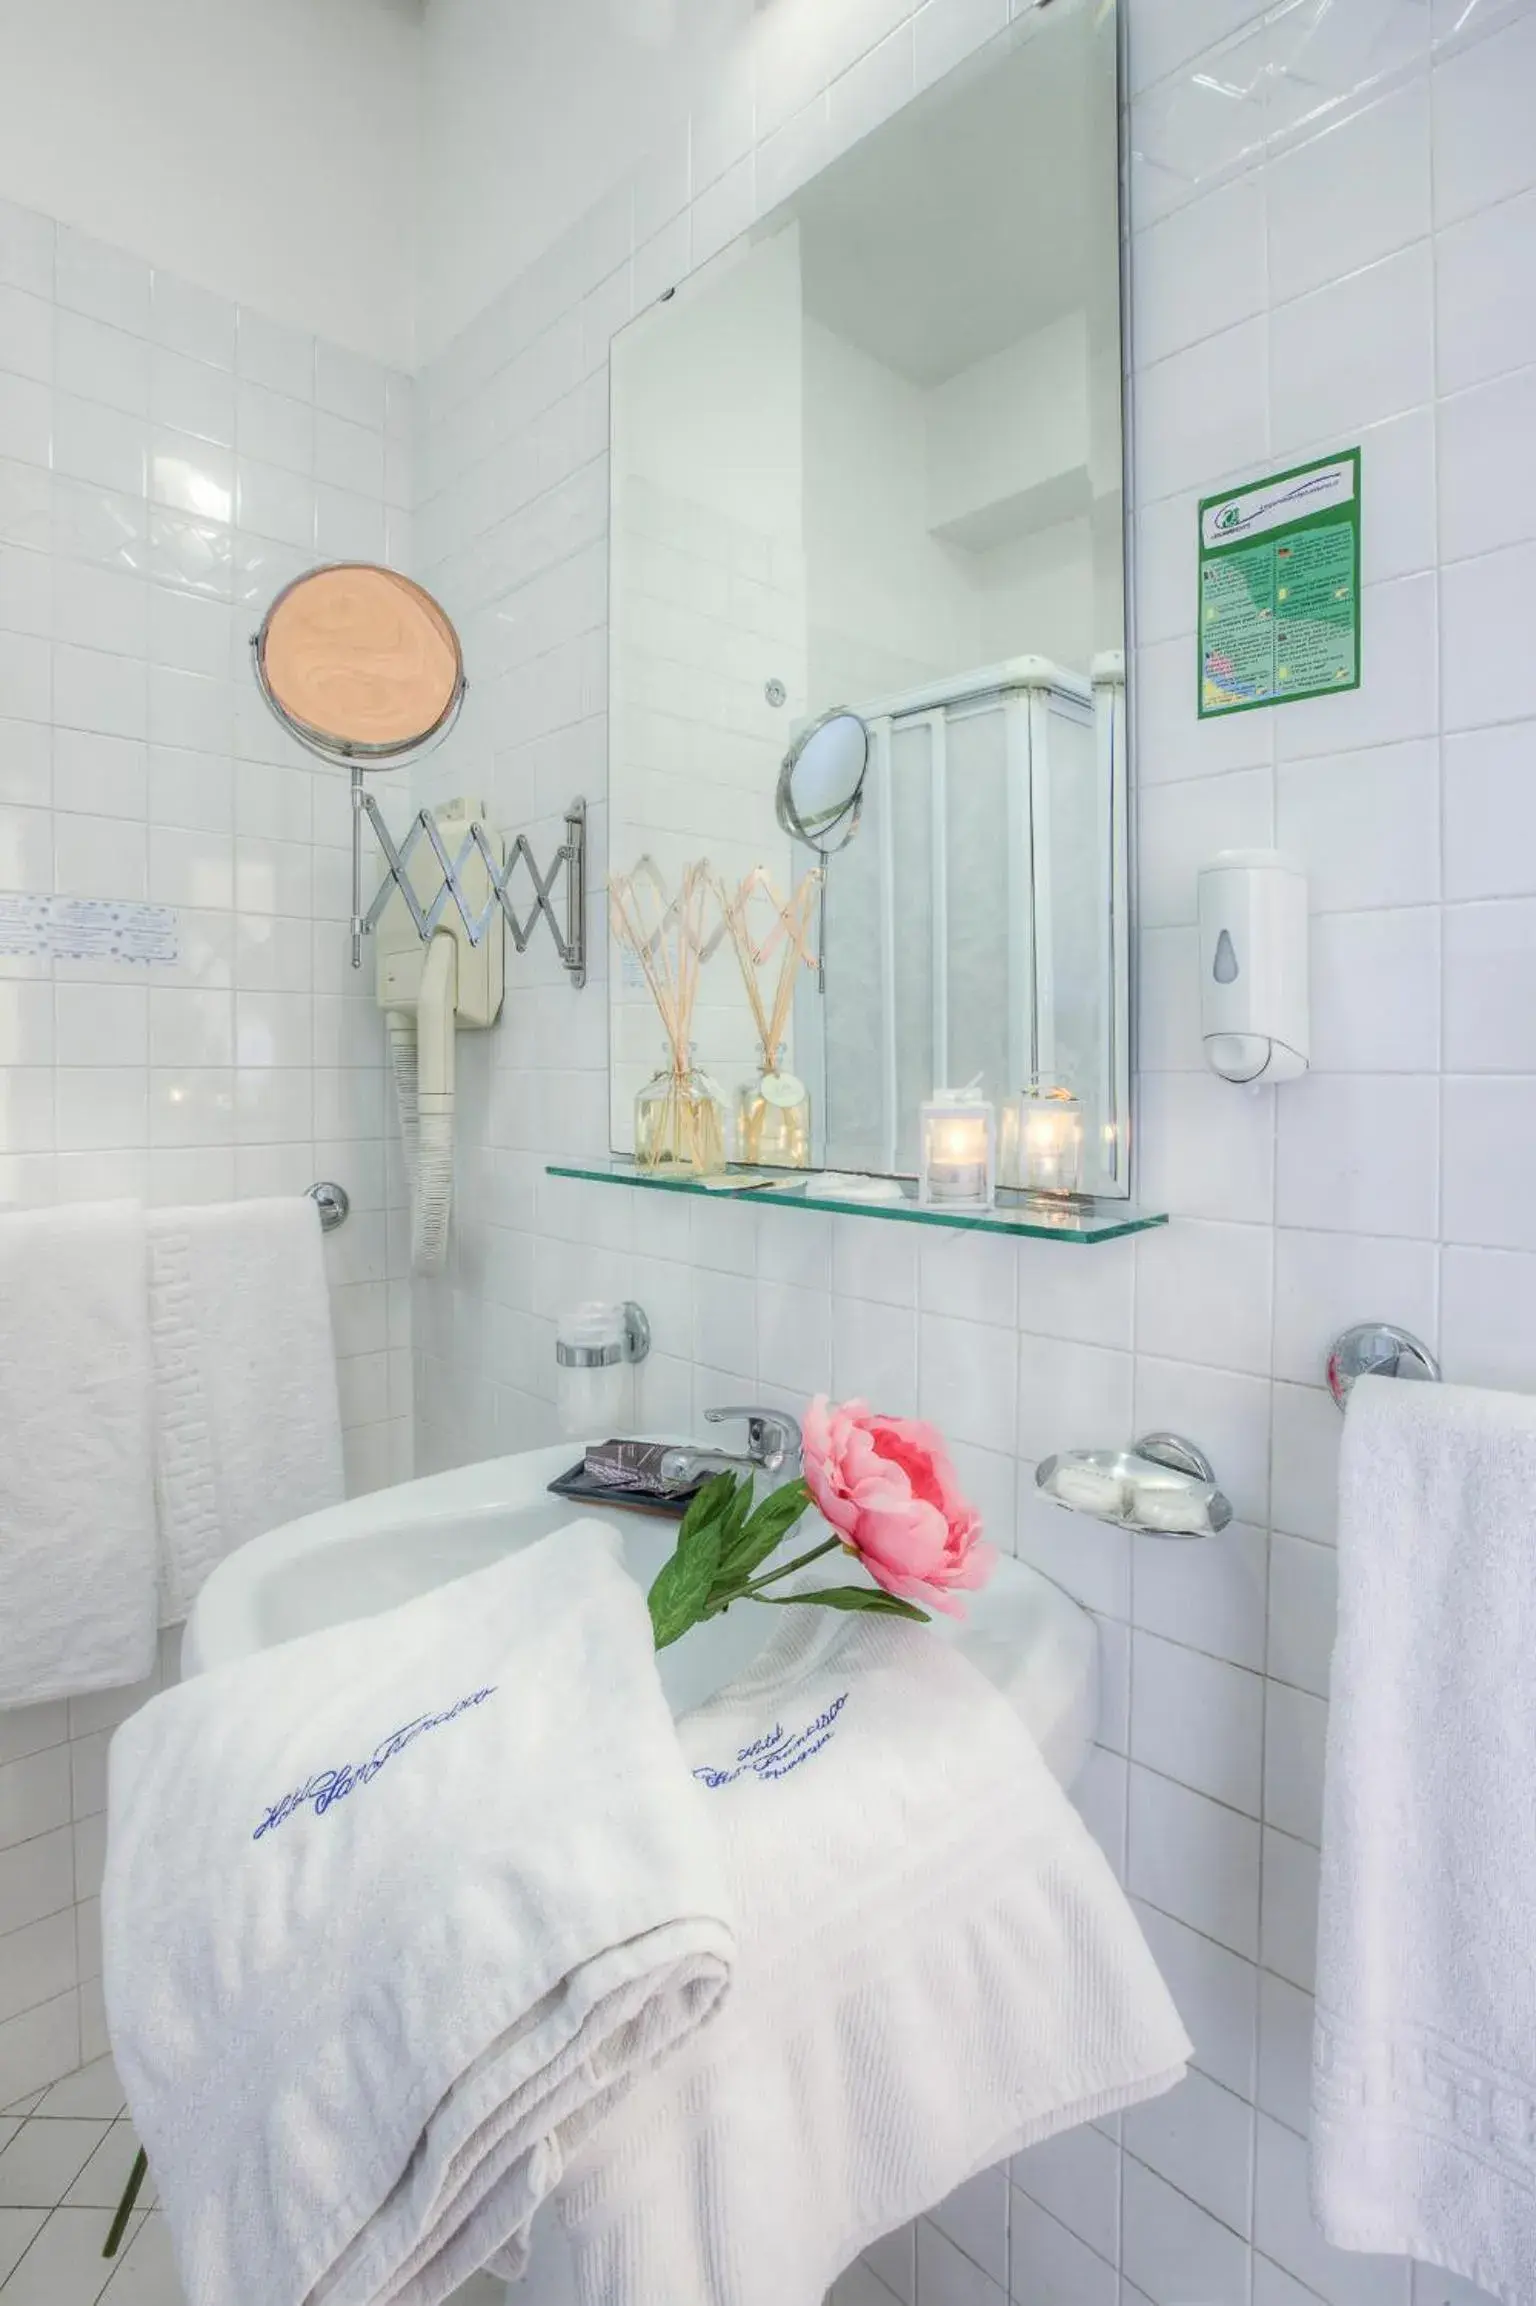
[1035,1432,1231,1540]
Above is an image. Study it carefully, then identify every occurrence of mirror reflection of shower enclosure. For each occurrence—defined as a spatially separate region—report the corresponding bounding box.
[606,0,1130,1194]
[802,655,1126,1190]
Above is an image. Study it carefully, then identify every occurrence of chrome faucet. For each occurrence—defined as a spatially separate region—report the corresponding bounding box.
[659,1406,803,1488]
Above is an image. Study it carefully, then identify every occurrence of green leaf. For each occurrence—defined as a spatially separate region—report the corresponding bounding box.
[713,1477,811,1592]
[699,1479,757,1616]
[751,1584,931,1625]
[715,1474,756,1568]
[677,1470,738,1550]
[647,1472,738,1649]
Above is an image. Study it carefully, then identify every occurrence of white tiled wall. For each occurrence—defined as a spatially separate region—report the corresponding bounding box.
[409,1,1536,2300]
[0,201,415,2103]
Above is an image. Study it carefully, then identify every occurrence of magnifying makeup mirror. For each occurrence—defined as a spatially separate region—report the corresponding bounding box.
[251,563,465,765]
[775,708,870,855]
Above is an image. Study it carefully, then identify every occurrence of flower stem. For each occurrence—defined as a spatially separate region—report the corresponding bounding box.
[737,1535,841,1597]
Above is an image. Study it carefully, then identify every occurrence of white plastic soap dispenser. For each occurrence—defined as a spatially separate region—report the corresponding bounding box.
[1196,848,1309,1084]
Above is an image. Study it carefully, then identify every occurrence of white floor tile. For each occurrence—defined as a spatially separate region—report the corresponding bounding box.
[33,2058,123,2122]
[65,2124,144,2210]
[928,2162,1008,2288]
[1008,2190,1116,2306]
[1412,2262,1503,2306]
[99,2210,180,2304]
[1122,2157,1248,2306]
[830,2266,903,2306]
[916,2217,1006,2306]
[0,2208,46,2287]
[862,2223,916,2304]
[0,2205,119,2305]
[1124,2066,1254,2240]
[1012,2123,1120,2264]
[0,2118,107,2207]
[0,1995,81,2109]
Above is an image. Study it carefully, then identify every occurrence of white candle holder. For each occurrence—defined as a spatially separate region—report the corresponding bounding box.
[919,1088,996,1210]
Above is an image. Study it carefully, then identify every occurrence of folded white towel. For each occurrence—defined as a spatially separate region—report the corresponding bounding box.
[557,1608,1190,2306]
[102,1523,734,2306]
[1313,1375,1536,2300]
[148,1197,344,1624]
[0,1202,158,1708]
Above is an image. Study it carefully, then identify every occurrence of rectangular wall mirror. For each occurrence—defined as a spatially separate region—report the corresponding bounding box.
[608,0,1130,1197]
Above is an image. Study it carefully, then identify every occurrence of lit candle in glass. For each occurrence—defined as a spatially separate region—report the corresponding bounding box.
[1009,1083,1082,1196]
[919,1089,996,1208]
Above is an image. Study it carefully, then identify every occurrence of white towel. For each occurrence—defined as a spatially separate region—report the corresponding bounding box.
[1313,1375,1536,2300]
[557,1608,1190,2306]
[102,1522,734,2306]
[0,1202,158,1707]
[149,1197,344,1623]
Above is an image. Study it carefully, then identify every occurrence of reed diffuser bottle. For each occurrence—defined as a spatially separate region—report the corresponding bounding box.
[719,866,821,1169]
[610,860,728,1178]
[635,1045,727,1174]
[736,1044,812,1168]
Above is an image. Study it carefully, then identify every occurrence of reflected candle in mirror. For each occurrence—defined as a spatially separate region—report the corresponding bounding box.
[919,1092,996,1209]
[1003,1084,1082,1196]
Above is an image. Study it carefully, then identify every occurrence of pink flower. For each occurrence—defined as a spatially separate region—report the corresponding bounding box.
[801,1395,995,1620]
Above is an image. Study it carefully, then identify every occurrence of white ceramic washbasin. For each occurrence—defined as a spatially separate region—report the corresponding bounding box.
[185,1441,1099,1785]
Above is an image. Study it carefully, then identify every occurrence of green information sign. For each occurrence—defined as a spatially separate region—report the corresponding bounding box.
[1198,449,1361,717]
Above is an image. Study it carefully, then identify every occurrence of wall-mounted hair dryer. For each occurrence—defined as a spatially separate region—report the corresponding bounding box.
[374,798,504,1273]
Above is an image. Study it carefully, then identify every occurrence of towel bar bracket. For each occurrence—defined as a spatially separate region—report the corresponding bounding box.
[307,1181,350,1234]
[1327,1322,1440,1410]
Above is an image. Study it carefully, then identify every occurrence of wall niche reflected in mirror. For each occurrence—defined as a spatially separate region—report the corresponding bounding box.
[608,0,1130,1198]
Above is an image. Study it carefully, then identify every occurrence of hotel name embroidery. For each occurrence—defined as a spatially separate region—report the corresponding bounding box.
[253,1686,498,1840]
[694,1692,849,1787]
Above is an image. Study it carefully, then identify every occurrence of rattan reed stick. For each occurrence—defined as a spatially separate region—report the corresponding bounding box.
[716,867,822,1074]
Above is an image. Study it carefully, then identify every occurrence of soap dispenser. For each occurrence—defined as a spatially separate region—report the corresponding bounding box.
[1197,848,1309,1084]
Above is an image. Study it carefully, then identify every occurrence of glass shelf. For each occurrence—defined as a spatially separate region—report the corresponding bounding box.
[545,1159,1167,1245]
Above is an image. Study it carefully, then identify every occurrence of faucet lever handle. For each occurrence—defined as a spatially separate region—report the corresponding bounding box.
[703,1405,803,1473]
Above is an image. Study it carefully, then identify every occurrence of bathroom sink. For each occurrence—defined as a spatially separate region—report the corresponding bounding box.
[184,1441,1099,1787]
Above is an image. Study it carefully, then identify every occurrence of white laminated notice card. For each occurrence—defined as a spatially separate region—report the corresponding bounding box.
[0,893,179,965]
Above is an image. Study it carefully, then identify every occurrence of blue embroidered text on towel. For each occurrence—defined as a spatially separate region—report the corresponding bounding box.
[253,1685,498,1840]
[694,1693,848,1787]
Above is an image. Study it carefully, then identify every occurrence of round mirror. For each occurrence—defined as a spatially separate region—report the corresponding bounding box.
[251,563,465,767]
[775,708,870,854]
